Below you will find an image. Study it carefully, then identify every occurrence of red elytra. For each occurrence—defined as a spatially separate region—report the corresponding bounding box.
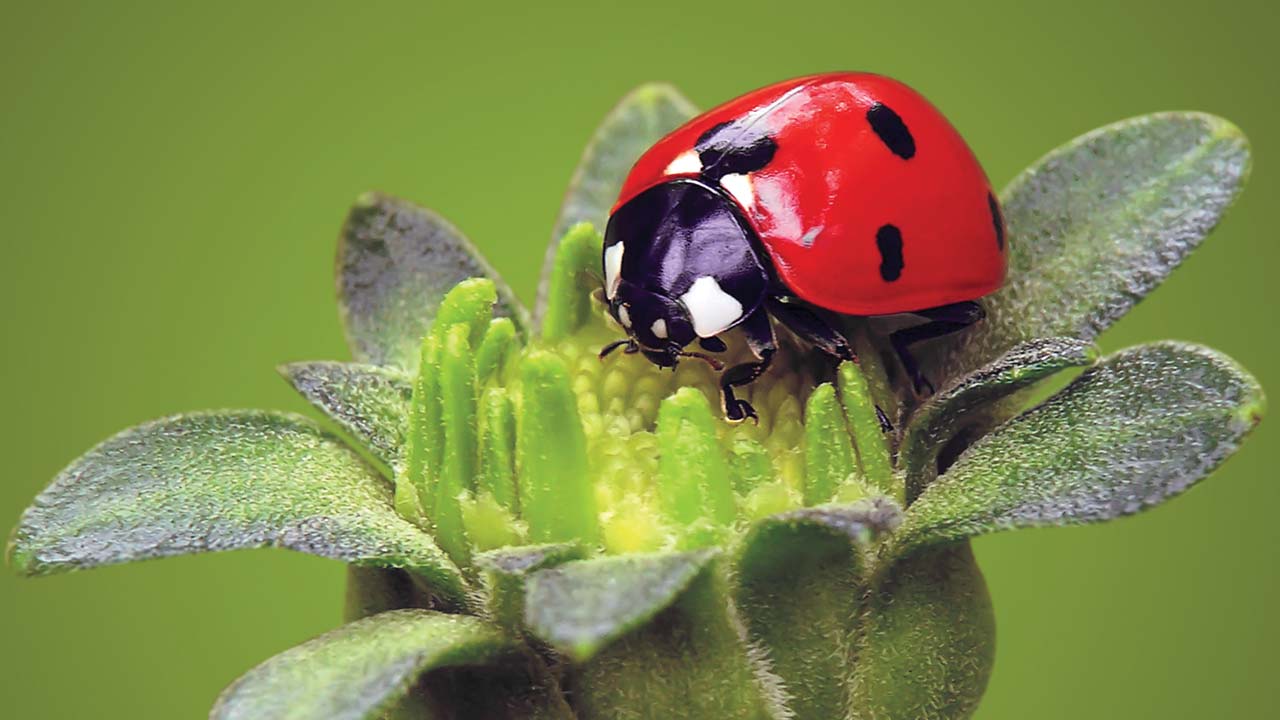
[613,72,1007,317]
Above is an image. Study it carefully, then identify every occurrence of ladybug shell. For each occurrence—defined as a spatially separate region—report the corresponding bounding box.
[613,72,1006,316]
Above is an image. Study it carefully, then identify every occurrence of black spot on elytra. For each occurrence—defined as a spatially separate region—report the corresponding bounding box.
[988,192,1005,251]
[876,225,904,282]
[695,120,778,180]
[866,103,915,160]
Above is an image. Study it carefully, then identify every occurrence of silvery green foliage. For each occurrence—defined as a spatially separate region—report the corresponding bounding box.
[338,192,528,372]
[279,362,413,474]
[6,86,1263,720]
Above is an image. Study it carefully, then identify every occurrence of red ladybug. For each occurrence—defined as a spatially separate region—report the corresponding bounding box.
[599,72,1006,421]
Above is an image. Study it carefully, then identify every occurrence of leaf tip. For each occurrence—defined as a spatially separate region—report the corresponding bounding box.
[351,190,385,210]
[623,82,698,115]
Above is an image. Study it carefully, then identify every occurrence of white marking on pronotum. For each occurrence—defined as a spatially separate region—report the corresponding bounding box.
[604,242,625,299]
[617,303,632,328]
[663,149,702,175]
[679,276,744,338]
[719,172,756,211]
[650,318,668,339]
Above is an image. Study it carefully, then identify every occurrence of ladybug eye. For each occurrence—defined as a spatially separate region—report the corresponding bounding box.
[617,304,632,328]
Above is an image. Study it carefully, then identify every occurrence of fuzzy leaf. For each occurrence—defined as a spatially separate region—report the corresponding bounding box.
[896,342,1264,557]
[476,543,588,631]
[803,383,859,504]
[344,567,423,623]
[838,361,897,499]
[540,222,605,343]
[850,543,994,720]
[736,500,902,719]
[517,352,597,544]
[210,609,519,720]
[279,362,412,474]
[900,338,1097,502]
[337,192,527,371]
[7,411,467,604]
[524,550,716,661]
[536,84,697,321]
[656,388,736,530]
[433,323,479,566]
[936,113,1250,380]
[567,559,784,720]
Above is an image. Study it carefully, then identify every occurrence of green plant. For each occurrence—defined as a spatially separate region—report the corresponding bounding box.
[6,83,1263,720]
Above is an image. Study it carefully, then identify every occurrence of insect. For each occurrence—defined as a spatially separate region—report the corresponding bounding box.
[600,72,1007,422]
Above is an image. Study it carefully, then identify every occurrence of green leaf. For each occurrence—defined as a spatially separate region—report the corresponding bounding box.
[736,500,902,719]
[935,113,1251,380]
[7,411,467,604]
[516,351,597,544]
[895,342,1264,557]
[838,361,897,500]
[656,388,736,531]
[476,317,520,386]
[279,362,413,475]
[337,192,527,371]
[899,337,1097,502]
[524,549,716,661]
[210,609,518,720]
[433,324,480,566]
[478,387,518,511]
[564,556,784,720]
[344,566,424,623]
[803,383,858,505]
[850,543,994,720]
[540,222,605,343]
[536,83,697,321]
[476,543,588,631]
[403,278,500,528]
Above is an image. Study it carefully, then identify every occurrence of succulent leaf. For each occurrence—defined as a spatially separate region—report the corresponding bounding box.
[434,323,481,566]
[803,383,860,505]
[895,342,1264,557]
[517,351,598,544]
[279,361,413,475]
[476,543,589,631]
[561,557,785,720]
[6,411,468,605]
[850,543,994,720]
[736,500,903,719]
[524,549,717,662]
[344,566,430,623]
[476,317,520,386]
[541,222,606,342]
[935,113,1251,381]
[837,361,898,500]
[899,337,1097,502]
[656,388,737,532]
[537,84,698,322]
[402,279,503,532]
[477,387,519,511]
[209,609,546,720]
[337,192,527,371]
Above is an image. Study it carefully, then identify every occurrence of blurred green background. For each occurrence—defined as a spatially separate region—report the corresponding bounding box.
[1,1,1275,717]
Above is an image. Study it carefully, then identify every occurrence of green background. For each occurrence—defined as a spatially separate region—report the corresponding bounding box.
[1,1,1275,717]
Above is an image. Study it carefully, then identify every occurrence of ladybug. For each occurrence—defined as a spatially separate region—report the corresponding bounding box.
[599,72,1006,421]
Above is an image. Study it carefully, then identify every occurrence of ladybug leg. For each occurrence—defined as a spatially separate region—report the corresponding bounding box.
[720,310,776,423]
[764,296,856,361]
[888,301,986,395]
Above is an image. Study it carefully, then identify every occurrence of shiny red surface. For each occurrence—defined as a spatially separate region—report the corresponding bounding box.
[614,73,1006,316]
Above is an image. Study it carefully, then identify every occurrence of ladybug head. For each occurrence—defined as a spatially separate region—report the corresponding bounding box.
[599,280,706,368]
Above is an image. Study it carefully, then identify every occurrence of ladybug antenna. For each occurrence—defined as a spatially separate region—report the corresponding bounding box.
[599,339,638,360]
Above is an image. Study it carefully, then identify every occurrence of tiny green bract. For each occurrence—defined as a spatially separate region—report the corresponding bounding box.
[7,84,1264,720]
